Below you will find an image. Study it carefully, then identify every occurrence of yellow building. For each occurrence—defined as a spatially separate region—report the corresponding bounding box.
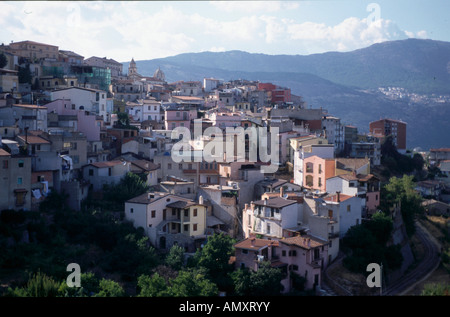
[9,40,59,60]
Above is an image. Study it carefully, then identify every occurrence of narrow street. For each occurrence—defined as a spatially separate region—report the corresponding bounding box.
[322,221,442,296]
[383,221,441,296]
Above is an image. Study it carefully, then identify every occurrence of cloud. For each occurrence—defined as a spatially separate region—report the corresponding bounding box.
[286,17,417,53]
[0,1,432,61]
[208,1,298,13]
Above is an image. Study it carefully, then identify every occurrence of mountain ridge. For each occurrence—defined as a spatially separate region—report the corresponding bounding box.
[124,39,450,150]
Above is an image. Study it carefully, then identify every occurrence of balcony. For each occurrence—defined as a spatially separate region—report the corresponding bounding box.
[328,232,339,239]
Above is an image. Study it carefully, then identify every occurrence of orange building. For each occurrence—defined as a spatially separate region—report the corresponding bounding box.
[303,155,336,192]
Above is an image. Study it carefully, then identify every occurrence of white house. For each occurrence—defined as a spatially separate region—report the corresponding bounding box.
[242,196,298,239]
[322,192,363,239]
[321,115,344,154]
[50,87,109,122]
[124,192,207,251]
[82,160,130,191]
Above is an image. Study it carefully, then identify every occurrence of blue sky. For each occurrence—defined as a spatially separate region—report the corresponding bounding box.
[1,1,449,62]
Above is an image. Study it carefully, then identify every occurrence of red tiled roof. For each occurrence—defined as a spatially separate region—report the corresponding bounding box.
[234,238,279,251]
[90,160,124,168]
[13,104,47,109]
[17,135,50,144]
[324,193,354,203]
[0,149,11,157]
[280,235,327,250]
[430,148,450,152]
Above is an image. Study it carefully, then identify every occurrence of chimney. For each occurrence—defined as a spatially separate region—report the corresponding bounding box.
[307,238,311,248]
[250,237,255,246]
[336,191,341,203]
[199,195,203,205]
[264,197,267,205]
[280,186,284,198]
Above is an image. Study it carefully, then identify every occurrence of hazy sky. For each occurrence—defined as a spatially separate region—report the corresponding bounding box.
[1,1,449,63]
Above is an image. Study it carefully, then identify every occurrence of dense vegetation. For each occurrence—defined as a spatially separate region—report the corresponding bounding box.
[342,212,403,274]
[0,172,292,297]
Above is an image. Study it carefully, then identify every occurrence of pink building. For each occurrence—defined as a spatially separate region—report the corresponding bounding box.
[45,99,102,141]
[234,235,328,293]
[164,106,197,130]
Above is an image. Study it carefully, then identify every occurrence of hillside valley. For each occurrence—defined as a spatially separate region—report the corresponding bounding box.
[124,39,450,150]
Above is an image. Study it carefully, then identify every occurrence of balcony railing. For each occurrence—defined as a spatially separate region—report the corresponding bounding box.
[328,232,339,239]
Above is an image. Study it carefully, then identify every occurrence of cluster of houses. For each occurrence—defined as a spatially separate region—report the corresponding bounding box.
[2,39,447,294]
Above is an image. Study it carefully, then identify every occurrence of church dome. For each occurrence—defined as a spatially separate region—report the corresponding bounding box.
[153,67,165,81]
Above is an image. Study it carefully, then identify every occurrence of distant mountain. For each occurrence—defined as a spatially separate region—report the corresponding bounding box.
[124,39,450,150]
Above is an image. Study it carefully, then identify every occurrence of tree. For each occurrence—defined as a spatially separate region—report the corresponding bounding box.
[165,245,185,271]
[102,172,149,210]
[0,52,7,68]
[381,175,424,236]
[421,283,450,296]
[137,273,169,297]
[18,65,32,84]
[93,278,126,297]
[197,233,235,291]
[7,271,61,297]
[247,262,284,296]
[167,268,219,297]
[58,272,100,297]
[365,212,393,246]
[230,267,252,296]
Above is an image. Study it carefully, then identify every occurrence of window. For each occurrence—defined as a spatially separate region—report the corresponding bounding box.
[2,160,8,169]
[18,160,24,168]
[71,142,77,150]
[242,249,248,254]
[282,250,286,257]
[179,163,183,170]
[193,224,198,231]
[318,164,322,174]
[314,248,320,260]
[193,209,198,217]
[266,224,270,234]
[17,177,23,185]
[15,191,26,206]
[89,169,94,176]
[151,210,156,218]
[347,205,351,212]
[130,208,134,213]
[168,163,172,170]
[184,209,189,217]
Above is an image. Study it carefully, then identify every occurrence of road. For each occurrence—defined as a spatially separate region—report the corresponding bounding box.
[382,221,441,296]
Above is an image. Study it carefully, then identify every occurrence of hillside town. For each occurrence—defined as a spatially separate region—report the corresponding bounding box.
[1,40,449,297]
